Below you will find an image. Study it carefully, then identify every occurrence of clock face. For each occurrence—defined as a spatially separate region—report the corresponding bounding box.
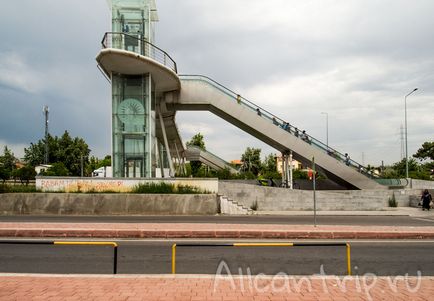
[118,98,144,125]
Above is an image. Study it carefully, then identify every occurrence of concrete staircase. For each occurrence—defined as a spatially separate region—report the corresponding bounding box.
[218,195,253,215]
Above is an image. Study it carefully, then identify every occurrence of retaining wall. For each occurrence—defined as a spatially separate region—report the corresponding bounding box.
[218,181,423,211]
[410,179,434,189]
[0,193,218,215]
[36,177,218,193]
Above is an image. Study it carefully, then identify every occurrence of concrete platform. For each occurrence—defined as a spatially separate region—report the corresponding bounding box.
[0,273,432,300]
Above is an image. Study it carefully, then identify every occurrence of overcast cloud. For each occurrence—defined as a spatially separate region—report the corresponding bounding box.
[0,0,433,166]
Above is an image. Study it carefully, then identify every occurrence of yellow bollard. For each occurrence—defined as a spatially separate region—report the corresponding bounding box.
[346,243,352,276]
[172,244,177,274]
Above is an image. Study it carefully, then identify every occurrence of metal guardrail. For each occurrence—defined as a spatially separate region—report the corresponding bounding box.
[101,32,177,73]
[172,242,352,276]
[374,178,409,187]
[179,75,376,180]
[0,240,118,274]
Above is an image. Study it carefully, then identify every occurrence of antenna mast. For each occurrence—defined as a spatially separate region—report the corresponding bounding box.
[43,105,49,164]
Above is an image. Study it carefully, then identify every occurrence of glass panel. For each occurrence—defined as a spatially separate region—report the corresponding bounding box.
[112,74,151,178]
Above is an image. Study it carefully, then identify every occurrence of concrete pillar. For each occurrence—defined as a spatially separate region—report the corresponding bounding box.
[157,140,165,178]
[281,152,286,187]
[157,107,175,177]
[289,151,293,190]
[174,142,183,176]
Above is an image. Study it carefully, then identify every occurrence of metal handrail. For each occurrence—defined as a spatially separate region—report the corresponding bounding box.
[101,32,177,73]
[374,178,409,187]
[179,75,376,179]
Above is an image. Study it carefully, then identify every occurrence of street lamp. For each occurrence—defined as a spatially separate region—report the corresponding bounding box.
[404,88,418,179]
[321,112,329,149]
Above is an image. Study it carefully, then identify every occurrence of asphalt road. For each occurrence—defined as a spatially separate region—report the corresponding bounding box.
[0,240,433,276]
[1,215,434,226]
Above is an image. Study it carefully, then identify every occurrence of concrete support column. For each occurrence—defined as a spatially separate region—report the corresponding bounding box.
[157,140,165,178]
[285,153,290,189]
[281,152,286,187]
[157,107,175,177]
[289,151,293,190]
[174,142,183,176]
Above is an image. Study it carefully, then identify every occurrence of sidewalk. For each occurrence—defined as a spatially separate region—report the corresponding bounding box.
[1,222,434,239]
[0,274,432,301]
[257,207,432,216]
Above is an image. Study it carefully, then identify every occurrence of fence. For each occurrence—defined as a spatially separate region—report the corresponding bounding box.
[172,242,351,276]
[0,240,118,274]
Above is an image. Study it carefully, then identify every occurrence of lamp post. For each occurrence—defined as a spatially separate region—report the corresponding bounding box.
[321,112,328,149]
[404,88,418,179]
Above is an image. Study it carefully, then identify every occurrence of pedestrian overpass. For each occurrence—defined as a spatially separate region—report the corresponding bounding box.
[96,34,383,189]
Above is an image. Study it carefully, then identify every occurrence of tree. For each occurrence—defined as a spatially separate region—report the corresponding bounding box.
[186,133,206,177]
[241,147,262,176]
[262,153,277,173]
[413,141,434,161]
[0,146,17,172]
[0,167,10,183]
[15,166,37,185]
[85,155,111,176]
[42,162,69,177]
[392,158,430,180]
[186,133,206,150]
[24,134,57,167]
[259,153,280,179]
[24,131,91,176]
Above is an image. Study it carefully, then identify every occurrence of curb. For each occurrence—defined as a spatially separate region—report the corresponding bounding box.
[1,229,434,239]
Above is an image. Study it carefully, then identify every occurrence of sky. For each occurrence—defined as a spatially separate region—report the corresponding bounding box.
[0,0,433,166]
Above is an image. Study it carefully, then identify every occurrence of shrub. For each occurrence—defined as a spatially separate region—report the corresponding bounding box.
[132,182,210,194]
[388,194,398,207]
[0,184,38,193]
[177,185,206,194]
[250,201,258,211]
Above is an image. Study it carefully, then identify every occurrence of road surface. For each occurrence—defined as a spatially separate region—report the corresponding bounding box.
[0,240,432,276]
[1,215,434,226]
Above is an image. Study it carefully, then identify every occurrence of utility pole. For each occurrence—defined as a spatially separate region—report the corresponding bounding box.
[404,88,418,179]
[80,154,84,177]
[43,105,49,165]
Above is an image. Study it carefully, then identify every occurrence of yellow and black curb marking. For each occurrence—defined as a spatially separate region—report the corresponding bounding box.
[0,240,118,274]
[172,242,351,276]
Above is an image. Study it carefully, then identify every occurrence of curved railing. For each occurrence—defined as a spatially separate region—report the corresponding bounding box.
[179,74,378,179]
[101,32,177,73]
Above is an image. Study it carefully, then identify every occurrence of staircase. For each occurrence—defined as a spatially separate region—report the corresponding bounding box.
[218,195,253,215]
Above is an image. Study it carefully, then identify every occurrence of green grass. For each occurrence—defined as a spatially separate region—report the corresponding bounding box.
[0,182,210,194]
[0,184,39,193]
[132,182,210,194]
